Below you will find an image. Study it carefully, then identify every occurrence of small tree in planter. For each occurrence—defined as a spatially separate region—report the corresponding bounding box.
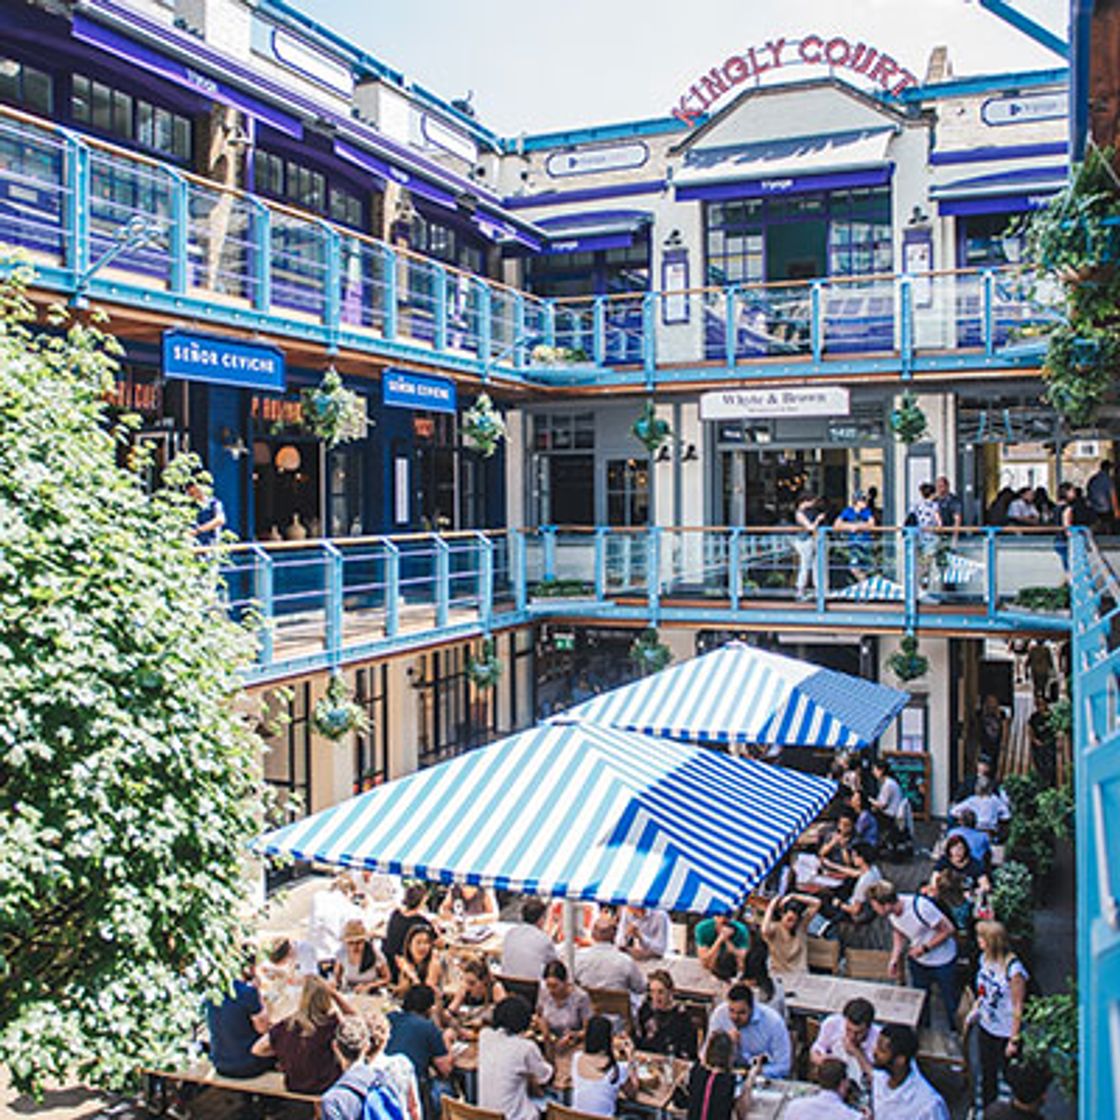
[466,638,503,690]
[312,671,368,741]
[629,629,673,676]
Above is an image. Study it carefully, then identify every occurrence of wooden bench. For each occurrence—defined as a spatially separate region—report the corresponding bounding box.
[143,1059,320,1114]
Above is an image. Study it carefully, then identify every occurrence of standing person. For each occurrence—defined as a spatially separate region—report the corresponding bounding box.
[1087,459,1119,534]
[502,898,559,979]
[366,1009,422,1120]
[188,479,226,546]
[867,881,959,1031]
[683,1031,759,1120]
[907,483,942,588]
[871,1024,950,1119]
[308,873,361,975]
[976,694,1010,777]
[794,494,824,600]
[833,491,875,581]
[1032,486,1054,526]
[205,951,273,1079]
[634,970,698,1058]
[968,920,1030,1109]
[1027,695,1059,788]
[935,476,964,537]
[1027,640,1055,701]
[478,997,553,1120]
[570,1015,638,1117]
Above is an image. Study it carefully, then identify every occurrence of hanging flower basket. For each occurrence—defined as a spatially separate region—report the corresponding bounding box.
[312,671,368,741]
[888,634,929,682]
[462,393,506,458]
[629,628,673,676]
[632,400,672,454]
[530,344,590,365]
[889,392,927,445]
[301,368,367,449]
[466,638,503,690]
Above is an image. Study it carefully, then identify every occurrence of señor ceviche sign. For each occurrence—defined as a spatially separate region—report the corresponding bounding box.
[672,34,919,125]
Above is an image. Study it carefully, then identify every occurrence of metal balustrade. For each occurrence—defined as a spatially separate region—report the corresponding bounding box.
[219,525,1072,683]
[0,105,1058,385]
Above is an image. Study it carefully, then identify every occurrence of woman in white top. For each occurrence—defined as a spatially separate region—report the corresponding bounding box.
[334,919,390,994]
[366,1008,422,1120]
[571,1015,638,1117]
[968,920,1029,1109]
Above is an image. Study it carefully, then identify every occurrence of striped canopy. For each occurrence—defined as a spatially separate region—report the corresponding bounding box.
[564,643,908,751]
[832,574,906,602]
[255,721,834,914]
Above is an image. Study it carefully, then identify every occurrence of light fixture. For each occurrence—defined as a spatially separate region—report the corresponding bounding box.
[682,443,699,462]
[219,426,247,460]
[663,229,683,248]
[908,205,931,227]
[655,445,672,463]
[274,445,301,473]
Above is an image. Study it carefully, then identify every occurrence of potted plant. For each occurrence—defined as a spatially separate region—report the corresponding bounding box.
[888,391,928,444]
[1022,979,1078,1102]
[312,671,368,741]
[466,638,503,690]
[462,393,506,458]
[529,344,590,365]
[1012,585,1071,612]
[529,577,597,602]
[887,634,929,682]
[301,367,367,448]
[629,628,673,676]
[990,859,1035,946]
[632,400,672,455]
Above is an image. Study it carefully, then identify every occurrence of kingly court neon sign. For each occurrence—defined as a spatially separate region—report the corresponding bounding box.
[672,35,920,125]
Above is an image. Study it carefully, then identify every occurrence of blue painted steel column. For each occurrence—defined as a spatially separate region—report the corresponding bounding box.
[250,200,271,312]
[903,527,917,630]
[478,280,493,376]
[899,275,914,380]
[62,131,90,284]
[642,291,656,385]
[810,281,823,363]
[729,528,742,610]
[982,269,996,356]
[383,538,400,638]
[323,541,343,666]
[592,296,606,367]
[594,528,607,601]
[513,291,526,370]
[543,299,556,347]
[321,222,341,352]
[476,532,493,627]
[250,545,274,668]
[724,287,738,370]
[433,263,448,353]
[382,245,398,341]
[985,528,998,619]
[542,526,557,582]
[815,528,829,612]
[647,527,661,621]
[166,168,189,295]
[512,529,527,611]
[434,535,450,629]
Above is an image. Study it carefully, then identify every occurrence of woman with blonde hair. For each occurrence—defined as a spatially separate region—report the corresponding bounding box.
[365,1007,422,1120]
[252,974,354,1094]
[967,919,1030,1109]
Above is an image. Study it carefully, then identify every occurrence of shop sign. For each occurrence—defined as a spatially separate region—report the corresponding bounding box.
[162,330,285,392]
[981,92,1068,127]
[672,35,918,125]
[545,142,649,178]
[382,369,457,414]
[700,386,850,420]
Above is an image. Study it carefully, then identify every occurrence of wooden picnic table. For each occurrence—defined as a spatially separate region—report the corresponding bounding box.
[780,972,926,1029]
[640,955,724,1001]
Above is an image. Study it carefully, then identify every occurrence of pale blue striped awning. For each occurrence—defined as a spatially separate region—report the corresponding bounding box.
[565,643,907,751]
[833,574,906,602]
[255,721,834,914]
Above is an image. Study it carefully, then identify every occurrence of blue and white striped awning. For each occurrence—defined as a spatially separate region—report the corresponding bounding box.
[564,643,908,751]
[255,721,834,914]
[943,552,985,585]
[832,574,906,602]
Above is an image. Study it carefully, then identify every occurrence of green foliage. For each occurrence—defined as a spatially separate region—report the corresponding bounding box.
[1003,771,1044,815]
[887,634,929,682]
[0,267,265,1092]
[466,638,503,690]
[1046,696,1072,738]
[462,393,506,458]
[1007,812,1056,879]
[301,366,366,448]
[632,399,672,454]
[1013,584,1071,611]
[888,391,928,445]
[312,671,367,741]
[1041,322,1120,428]
[1036,783,1074,842]
[531,578,595,599]
[990,860,1035,944]
[629,628,673,676]
[529,344,589,364]
[1022,978,1078,1101]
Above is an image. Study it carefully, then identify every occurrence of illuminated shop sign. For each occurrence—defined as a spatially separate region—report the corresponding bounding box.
[672,35,919,126]
[382,370,457,414]
[162,330,285,392]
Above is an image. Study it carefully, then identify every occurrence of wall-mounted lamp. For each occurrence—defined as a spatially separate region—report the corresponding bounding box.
[655,445,672,463]
[663,229,683,248]
[908,205,931,227]
[274,445,301,473]
[219,426,248,460]
[682,443,699,462]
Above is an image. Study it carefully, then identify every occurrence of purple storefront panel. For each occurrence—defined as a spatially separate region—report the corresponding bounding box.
[544,232,634,254]
[937,192,1059,217]
[71,14,303,138]
[676,166,893,203]
[473,213,542,252]
[333,138,458,211]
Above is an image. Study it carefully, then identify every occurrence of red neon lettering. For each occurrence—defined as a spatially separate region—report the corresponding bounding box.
[764,38,786,68]
[723,55,751,85]
[798,35,823,64]
[700,67,730,102]
[825,36,851,66]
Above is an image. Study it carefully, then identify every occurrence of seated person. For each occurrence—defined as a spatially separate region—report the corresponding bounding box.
[384,985,455,1113]
[395,925,448,1001]
[615,905,671,960]
[871,1023,950,1119]
[574,916,647,1002]
[950,776,1011,838]
[446,956,507,1036]
[824,842,882,926]
[570,1015,638,1117]
[478,996,553,1120]
[985,1059,1052,1120]
[741,940,787,1023]
[785,1059,861,1119]
[934,833,992,894]
[439,883,498,923]
[952,756,1007,806]
[810,998,880,1084]
[205,951,273,1079]
[760,893,822,975]
[384,885,435,984]
[634,969,698,1058]
[870,760,905,823]
[502,898,559,980]
[335,919,390,994]
[695,913,751,977]
[535,960,592,1050]
[818,808,858,873]
[850,789,880,851]
[707,983,791,1079]
[947,808,993,868]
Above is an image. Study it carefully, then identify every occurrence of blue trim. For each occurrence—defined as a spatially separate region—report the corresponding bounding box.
[899,67,1068,102]
[978,0,1069,58]
[508,116,692,153]
[930,140,1068,165]
[1070,0,1094,160]
[504,180,668,209]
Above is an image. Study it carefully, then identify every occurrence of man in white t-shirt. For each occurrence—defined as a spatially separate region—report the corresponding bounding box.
[868,881,958,1031]
[784,1059,860,1119]
[307,873,361,969]
[501,898,558,980]
[809,997,880,1085]
[871,1024,949,1120]
[950,776,1011,836]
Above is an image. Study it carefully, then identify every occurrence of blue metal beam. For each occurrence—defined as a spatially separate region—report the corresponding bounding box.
[1070,0,1096,159]
[979,0,1069,58]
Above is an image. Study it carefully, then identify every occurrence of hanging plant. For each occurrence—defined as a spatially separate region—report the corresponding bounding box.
[466,638,503,690]
[1041,321,1120,428]
[462,393,506,458]
[887,634,928,682]
[301,367,367,448]
[632,400,672,454]
[629,628,673,676]
[312,671,368,741]
[888,391,927,445]
[529,344,590,365]
[1046,696,1072,739]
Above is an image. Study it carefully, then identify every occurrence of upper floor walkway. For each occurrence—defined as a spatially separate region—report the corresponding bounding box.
[0,106,1056,390]
[226,524,1075,683]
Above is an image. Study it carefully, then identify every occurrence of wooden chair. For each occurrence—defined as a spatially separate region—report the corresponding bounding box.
[806,937,841,974]
[586,987,633,1033]
[441,1098,505,1120]
[547,1104,607,1120]
[501,975,540,1008]
[843,947,894,982]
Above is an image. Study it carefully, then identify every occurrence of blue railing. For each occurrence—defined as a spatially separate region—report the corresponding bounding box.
[1070,532,1120,1120]
[0,105,1057,385]
[221,525,1072,682]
